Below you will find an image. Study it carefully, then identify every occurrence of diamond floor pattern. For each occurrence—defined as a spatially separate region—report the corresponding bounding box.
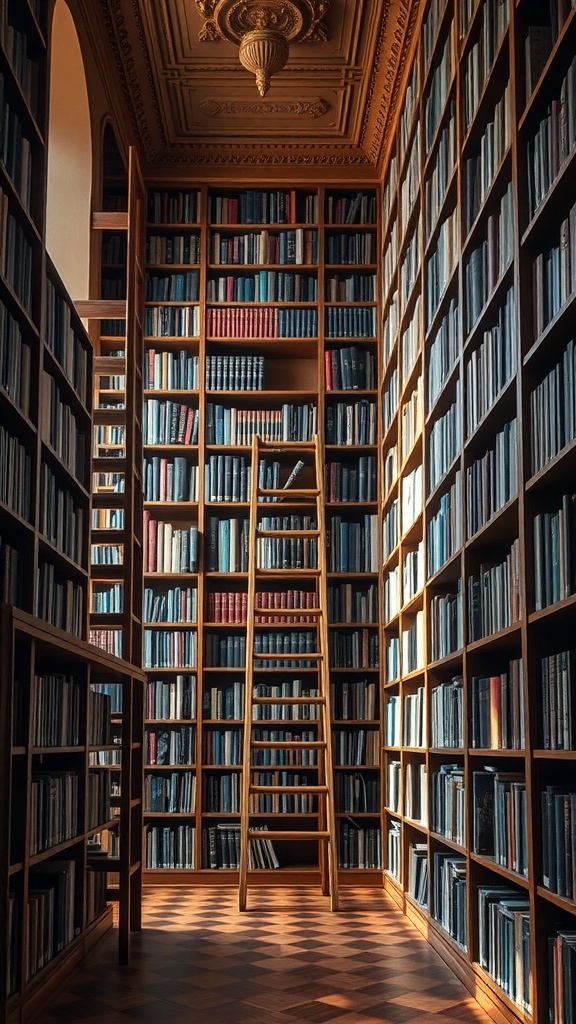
[33,888,495,1024]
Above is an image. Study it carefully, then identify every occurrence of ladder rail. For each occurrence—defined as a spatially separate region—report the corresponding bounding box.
[238,434,339,910]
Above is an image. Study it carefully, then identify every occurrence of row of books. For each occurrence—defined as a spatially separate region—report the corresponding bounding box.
[338,821,381,868]
[43,373,86,484]
[433,852,467,949]
[145,825,196,869]
[143,629,197,670]
[207,270,317,303]
[542,785,576,899]
[146,725,195,766]
[144,305,200,339]
[204,772,240,813]
[473,769,528,876]
[431,677,463,748]
[331,679,378,721]
[45,278,89,402]
[466,418,517,536]
[39,463,84,564]
[206,305,318,339]
[399,128,420,244]
[1,11,40,115]
[252,730,318,767]
[425,104,455,242]
[143,517,199,573]
[465,288,515,436]
[325,457,376,503]
[249,773,317,814]
[527,53,576,217]
[146,232,201,265]
[29,771,79,855]
[203,681,244,721]
[325,399,376,445]
[533,494,576,609]
[0,301,30,416]
[205,516,248,573]
[532,200,576,337]
[91,583,122,614]
[336,773,379,813]
[0,80,34,215]
[205,402,317,445]
[144,348,199,391]
[204,632,246,668]
[464,82,510,231]
[461,0,509,133]
[89,628,122,657]
[143,456,198,502]
[427,298,458,412]
[205,354,264,392]
[325,306,375,339]
[402,612,425,674]
[327,582,377,624]
[326,515,378,573]
[530,336,576,475]
[86,771,112,831]
[427,471,462,578]
[478,886,530,1011]
[25,861,76,981]
[146,675,196,721]
[424,26,453,150]
[541,648,575,750]
[144,771,196,813]
[32,674,81,748]
[332,728,379,766]
[201,825,279,870]
[326,272,375,302]
[328,628,379,669]
[468,539,521,641]
[406,761,427,822]
[400,219,420,309]
[428,381,461,493]
[146,270,200,302]
[148,188,200,224]
[326,192,376,225]
[144,585,198,624]
[203,729,241,766]
[210,228,318,267]
[401,297,421,383]
[209,189,317,226]
[426,208,459,328]
[87,688,115,746]
[205,454,251,503]
[252,681,320,721]
[401,383,423,461]
[429,582,463,661]
[430,765,461,843]
[465,182,514,334]
[325,232,376,265]
[471,660,525,749]
[37,562,84,637]
[256,536,318,571]
[1,190,33,313]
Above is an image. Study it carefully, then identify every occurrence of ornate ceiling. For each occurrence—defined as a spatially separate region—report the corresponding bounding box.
[78,0,421,180]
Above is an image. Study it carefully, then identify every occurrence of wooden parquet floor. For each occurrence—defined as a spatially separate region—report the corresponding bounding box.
[34,888,495,1024]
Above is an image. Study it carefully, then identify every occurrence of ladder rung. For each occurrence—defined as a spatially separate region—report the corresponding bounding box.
[75,299,126,319]
[94,356,126,374]
[92,211,128,230]
[252,696,325,704]
[248,830,330,841]
[251,740,326,749]
[249,785,328,794]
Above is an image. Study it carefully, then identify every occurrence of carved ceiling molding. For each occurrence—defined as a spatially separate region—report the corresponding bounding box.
[154,144,372,165]
[195,0,330,45]
[361,0,422,165]
[199,97,330,117]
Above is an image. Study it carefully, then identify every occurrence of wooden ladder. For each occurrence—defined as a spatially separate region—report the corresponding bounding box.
[238,435,339,911]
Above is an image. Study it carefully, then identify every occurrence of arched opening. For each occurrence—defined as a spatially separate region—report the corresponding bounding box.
[46,0,92,301]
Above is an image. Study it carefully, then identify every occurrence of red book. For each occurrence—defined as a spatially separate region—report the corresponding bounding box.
[489,675,502,749]
[214,592,222,623]
[226,276,234,302]
[325,349,332,391]
[148,731,156,765]
[148,517,158,573]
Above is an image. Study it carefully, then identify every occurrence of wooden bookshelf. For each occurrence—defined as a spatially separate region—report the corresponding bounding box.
[380,0,576,1021]
[141,184,381,880]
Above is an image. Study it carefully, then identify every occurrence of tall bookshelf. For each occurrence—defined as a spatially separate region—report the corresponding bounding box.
[0,2,145,1018]
[142,184,381,879]
[380,0,576,1021]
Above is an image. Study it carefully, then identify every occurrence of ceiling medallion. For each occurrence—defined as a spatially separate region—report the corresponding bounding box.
[195,1,330,96]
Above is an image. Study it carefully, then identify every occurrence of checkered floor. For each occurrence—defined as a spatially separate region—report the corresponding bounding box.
[34,888,495,1024]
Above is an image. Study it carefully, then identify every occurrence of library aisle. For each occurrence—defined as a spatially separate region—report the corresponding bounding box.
[33,888,493,1024]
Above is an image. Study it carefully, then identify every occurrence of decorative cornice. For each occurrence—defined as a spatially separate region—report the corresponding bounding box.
[360,0,421,165]
[199,97,330,118]
[155,144,371,165]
